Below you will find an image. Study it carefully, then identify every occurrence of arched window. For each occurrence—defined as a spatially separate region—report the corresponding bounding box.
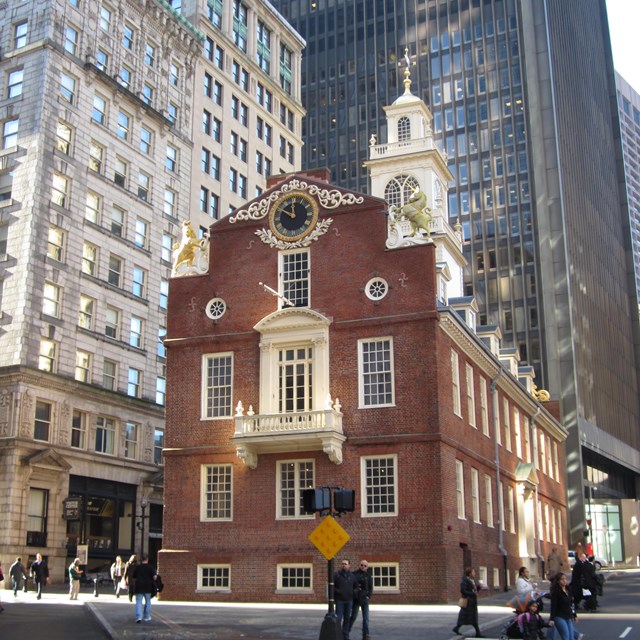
[397,116,411,141]
[384,174,420,208]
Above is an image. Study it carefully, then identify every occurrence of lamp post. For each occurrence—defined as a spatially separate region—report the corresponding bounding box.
[137,498,148,559]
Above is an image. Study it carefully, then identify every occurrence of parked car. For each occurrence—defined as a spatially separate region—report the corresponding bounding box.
[568,550,608,570]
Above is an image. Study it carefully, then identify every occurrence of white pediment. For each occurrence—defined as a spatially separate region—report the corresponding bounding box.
[254,307,332,336]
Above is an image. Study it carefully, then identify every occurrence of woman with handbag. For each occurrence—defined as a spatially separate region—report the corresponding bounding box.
[452,567,485,638]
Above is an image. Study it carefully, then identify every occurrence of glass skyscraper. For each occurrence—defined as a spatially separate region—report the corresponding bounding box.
[276,0,640,546]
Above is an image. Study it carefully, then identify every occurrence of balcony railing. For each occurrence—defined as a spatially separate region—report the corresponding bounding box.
[232,400,345,469]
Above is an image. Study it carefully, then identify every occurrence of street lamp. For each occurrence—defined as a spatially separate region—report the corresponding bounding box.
[137,498,149,559]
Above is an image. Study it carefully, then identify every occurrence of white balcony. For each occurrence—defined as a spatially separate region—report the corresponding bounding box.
[231,400,345,469]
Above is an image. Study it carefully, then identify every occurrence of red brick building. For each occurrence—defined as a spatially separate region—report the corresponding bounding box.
[160,74,568,603]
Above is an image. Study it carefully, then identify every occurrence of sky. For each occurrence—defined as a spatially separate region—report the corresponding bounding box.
[606,0,640,92]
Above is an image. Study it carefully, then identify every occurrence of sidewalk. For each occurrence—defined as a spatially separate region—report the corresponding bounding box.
[13,571,627,640]
[8,581,518,639]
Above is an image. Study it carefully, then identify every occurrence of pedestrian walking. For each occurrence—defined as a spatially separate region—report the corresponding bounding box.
[334,558,357,640]
[349,559,373,640]
[549,573,577,640]
[30,553,50,600]
[452,567,486,638]
[68,558,83,600]
[9,557,27,596]
[124,554,137,602]
[111,555,126,597]
[132,555,157,623]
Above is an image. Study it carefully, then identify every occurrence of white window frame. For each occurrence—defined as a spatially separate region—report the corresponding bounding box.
[370,563,400,593]
[484,473,494,528]
[514,407,522,459]
[78,295,95,330]
[201,463,233,521]
[277,459,315,519]
[95,415,116,454]
[451,349,461,416]
[75,349,91,383]
[198,565,230,592]
[201,353,234,419]
[42,282,62,318]
[480,376,489,436]
[503,398,512,451]
[471,467,480,523]
[456,460,466,519]
[358,337,395,408]
[124,421,138,459]
[277,564,313,593]
[38,338,57,372]
[103,359,117,391]
[361,454,398,518]
[279,249,309,308]
[507,484,515,533]
[71,410,86,449]
[466,363,476,427]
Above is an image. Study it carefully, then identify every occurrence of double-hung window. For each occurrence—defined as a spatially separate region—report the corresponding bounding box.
[358,337,394,407]
[201,464,232,520]
[280,250,309,307]
[278,460,314,518]
[361,455,398,517]
[202,353,233,418]
[95,416,115,454]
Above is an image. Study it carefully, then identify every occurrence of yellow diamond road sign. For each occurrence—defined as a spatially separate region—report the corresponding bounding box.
[308,515,350,560]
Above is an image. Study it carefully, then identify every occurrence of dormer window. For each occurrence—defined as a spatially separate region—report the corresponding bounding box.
[397,116,411,142]
[280,249,309,307]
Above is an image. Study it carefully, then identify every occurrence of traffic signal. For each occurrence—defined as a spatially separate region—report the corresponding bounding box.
[334,489,355,513]
[302,488,331,513]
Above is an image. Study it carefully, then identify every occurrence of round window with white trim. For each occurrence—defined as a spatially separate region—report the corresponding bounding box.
[365,278,389,301]
[205,298,227,320]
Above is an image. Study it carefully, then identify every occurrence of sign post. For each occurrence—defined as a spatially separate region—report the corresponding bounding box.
[305,487,355,640]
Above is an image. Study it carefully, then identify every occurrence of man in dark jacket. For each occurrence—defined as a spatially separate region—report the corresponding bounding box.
[9,557,27,596]
[30,553,49,600]
[132,555,157,623]
[334,558,357,640]
[349,559,373,640]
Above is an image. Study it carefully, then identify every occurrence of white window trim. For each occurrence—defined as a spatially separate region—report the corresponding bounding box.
[456,460,465,519]
[484,473,494,528]
[466,363,476,427]
[360,454,399,518]
[276,563,313,593]
[471,468,480,523]
[197,564,231,592]
[357,336,395,408]
[201,352,234,420]
[451,349,461,417]
[480,377,489,436]
[200,463,233,522]
[254,308,330,414]
[276,459,315,520]
[370,562,400,594]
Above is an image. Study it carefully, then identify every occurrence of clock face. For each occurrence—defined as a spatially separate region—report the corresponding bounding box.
[269,192,318,242]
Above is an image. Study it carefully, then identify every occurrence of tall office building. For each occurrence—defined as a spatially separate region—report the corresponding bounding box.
[0,0,303,581]
[616,73,640,302]
[179,0,305,228]
[276,0,640,551]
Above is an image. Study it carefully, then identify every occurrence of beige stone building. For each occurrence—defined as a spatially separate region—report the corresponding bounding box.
[0,0,303,583]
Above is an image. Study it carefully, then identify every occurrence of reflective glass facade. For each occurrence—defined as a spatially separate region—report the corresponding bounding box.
[276,0,640,544]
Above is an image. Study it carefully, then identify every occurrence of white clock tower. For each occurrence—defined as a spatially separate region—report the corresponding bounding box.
[365,52,467,302]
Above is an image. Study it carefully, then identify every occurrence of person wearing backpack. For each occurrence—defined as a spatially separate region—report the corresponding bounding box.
[518,600,551,640]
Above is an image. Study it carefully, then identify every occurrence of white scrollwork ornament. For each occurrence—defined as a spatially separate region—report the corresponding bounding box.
[230,179,364,223]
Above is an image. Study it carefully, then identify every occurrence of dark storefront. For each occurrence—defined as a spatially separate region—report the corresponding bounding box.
[66,476,137,571]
